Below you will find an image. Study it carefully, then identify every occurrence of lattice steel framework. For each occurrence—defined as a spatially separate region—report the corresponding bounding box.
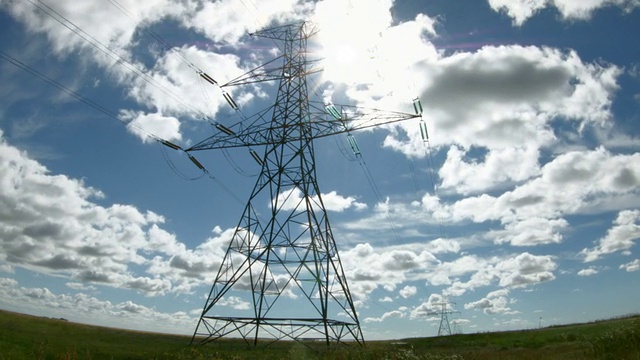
[188,22,420,347]
[431,301,459,336]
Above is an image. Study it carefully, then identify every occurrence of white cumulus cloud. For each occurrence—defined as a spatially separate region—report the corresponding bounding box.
[488,0,640,25]
[619,259,640,272]
[582,210,640,262]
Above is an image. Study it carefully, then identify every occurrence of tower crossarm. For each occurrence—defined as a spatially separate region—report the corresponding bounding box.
[220,56,323,87]
[307,102,421,138]
[186,102,421,151]
[249,21,320,41]
[218,22,322,88]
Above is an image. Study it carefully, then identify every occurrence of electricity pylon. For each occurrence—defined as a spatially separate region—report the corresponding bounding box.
[430,301,460,336]
[185,22,421,346]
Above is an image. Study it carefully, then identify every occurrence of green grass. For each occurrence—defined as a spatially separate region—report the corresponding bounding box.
[1,309,639,359]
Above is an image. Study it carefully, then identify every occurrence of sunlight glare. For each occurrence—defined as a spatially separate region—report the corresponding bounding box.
[312,0,393,86]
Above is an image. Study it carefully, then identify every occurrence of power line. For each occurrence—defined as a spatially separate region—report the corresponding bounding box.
[107,0,204,73]
[359,155,405,244]
[415,100,449,241]
[338,130,404,245]
[408,159,422,192]
[0,48,249,208]
[106,0,276,179]
[0,50,119,120]
[29,0,211,119]
[9,0,263,205]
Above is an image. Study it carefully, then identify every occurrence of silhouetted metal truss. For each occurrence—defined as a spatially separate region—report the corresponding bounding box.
[190,21,420,347]
[429,302,459,337]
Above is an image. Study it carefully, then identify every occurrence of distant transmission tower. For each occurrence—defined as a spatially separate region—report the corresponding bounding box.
[184,22,420,346]
[430,301,460,336]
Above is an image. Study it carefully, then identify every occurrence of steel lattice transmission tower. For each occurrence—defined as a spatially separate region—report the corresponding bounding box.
[430,301,460,336]
[187,22,420,346]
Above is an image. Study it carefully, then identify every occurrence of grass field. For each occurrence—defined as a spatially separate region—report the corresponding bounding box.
[1,309,638,359]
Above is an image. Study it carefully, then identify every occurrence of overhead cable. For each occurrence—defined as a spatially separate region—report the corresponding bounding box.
[29,0,211,119]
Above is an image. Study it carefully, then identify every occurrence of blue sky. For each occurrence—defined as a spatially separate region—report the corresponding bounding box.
[0,0,639,340]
